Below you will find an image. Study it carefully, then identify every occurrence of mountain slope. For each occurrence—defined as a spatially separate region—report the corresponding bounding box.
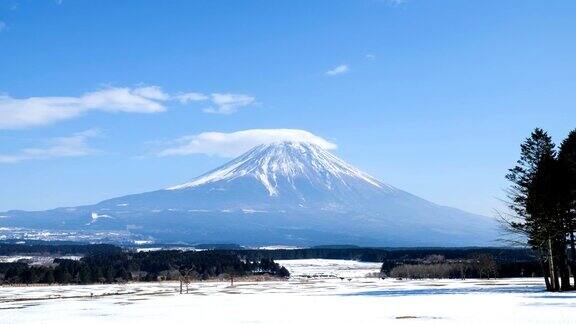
[0,141,499,246]
[101,142,395,211]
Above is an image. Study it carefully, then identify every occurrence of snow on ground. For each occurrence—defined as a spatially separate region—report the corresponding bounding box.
[1,259,575,323]
[279,258,382,278]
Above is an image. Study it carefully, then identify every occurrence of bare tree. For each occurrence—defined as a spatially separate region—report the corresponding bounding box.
[476,254,497,279]
[179,268,198,294]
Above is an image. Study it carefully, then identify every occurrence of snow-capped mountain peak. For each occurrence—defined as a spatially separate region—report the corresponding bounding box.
[166,141,393,196]
[1,141,499,247]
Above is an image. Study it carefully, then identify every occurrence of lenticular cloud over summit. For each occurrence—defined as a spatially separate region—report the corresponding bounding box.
[158,128,337,158]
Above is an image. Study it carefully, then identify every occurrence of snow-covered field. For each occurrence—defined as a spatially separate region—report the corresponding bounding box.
[1,259,575,323]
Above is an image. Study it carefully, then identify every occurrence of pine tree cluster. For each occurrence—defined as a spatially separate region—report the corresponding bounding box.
[0,250,290,285]
[504,128,576,291]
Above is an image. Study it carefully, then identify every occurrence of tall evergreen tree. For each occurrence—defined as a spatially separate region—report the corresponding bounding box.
[506,128,555,218]
[526,155,571,290]
[558,129,576,285]
[505,129,556,290]
[505,128,574,291]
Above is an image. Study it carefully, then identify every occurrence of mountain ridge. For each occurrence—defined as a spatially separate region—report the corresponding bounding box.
[0,141,498,247]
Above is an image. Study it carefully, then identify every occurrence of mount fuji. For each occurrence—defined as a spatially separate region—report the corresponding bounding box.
[0,142,498,246]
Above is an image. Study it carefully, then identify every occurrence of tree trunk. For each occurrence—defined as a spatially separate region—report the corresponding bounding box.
[538,249,552,291]
[542,265,551,291]
[561,263,572,291]
[570,230,576,289]
[548,238,558,291]
[557,242,572,291]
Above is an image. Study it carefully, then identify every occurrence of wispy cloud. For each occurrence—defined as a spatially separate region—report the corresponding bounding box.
[175,92,209,104]
[175,92,255,114]
[0,129,100,163]
[326,64,349,76]
[365,54,376,60]
[202,93,256,115]
[0,86,166,129]
[8,1,19,11]
[0,86,257,129]
[157,129,336,158]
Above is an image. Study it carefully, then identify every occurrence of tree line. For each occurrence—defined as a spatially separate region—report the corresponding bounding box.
[382,253,538,279]
[381,253,541,279]
[240,247,538,278]
[503,128,576,291]
[0,250,289,285]
[235,247,537,263]
[0,243,542,284]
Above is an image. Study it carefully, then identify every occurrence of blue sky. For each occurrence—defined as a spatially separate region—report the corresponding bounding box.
[0,0,575,216]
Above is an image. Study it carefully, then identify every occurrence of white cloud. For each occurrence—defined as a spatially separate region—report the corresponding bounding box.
[175,92,209,104]
[0,129,100,163]
[203,93,256,115]
[175,92,255,114]
[326,64,349,76]
[365,54,376,60]
[0,87,257,129]
[132,86,170,101]
[0,21,6,32]
[158,129,336,158]
[0,86,167,129]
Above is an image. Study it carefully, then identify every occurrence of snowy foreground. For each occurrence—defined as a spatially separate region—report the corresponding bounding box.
[1,259,575,323]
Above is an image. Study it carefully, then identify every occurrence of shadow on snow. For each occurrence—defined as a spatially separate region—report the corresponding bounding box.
[341,284,552,297]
